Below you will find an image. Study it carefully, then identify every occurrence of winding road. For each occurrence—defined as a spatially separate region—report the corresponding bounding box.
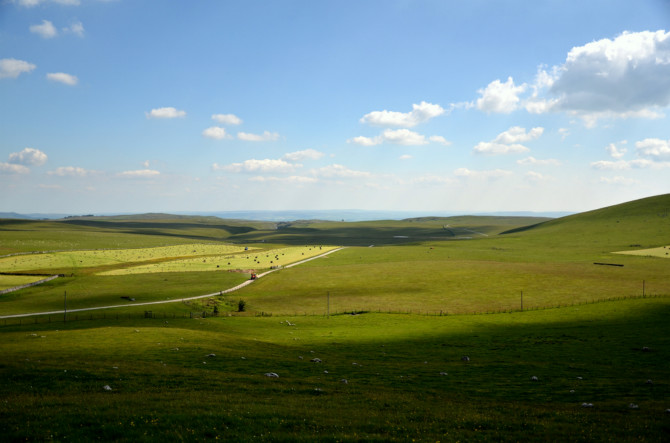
[0,247,344,319]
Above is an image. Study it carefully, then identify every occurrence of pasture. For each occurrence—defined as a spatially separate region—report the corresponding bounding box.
[0,194,669,441]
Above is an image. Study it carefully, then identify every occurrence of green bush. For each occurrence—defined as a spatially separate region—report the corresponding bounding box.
[237,299,246,312]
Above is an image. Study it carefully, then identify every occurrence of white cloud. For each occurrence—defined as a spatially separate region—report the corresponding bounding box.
[517,156,562,166]
[360,101,445,127]
[473,142,529,155]
[0,58,36,79]
[381,129,428,146]
[348,135,382,146]
[282,149,325,162]
[428,135,452,146]
[454,168,512,179]
[118,169,160,178]
[8,148,48,166]
[605,141,627,159]
[30,20,58,38]
[64,21,84,37]
[636,138,670,160]
[213,159,298,173]
[476,77,526,113]
[558,128,570,140]
[212,113,242,125]
[347,129,432,146]
[590,158,669,170]
[599,176,638,185]
[313,164,372,179]
[202,126,230,140]
[410,174,456,185]
[399,154,413,160]
[46,72,78,86]
[237,131,280,142]
[535,30,670,124]
[493,126,544,144]
[146,107,186,119]
[47,166,94,177]
[0,162,30,174]
[474,126,543,155]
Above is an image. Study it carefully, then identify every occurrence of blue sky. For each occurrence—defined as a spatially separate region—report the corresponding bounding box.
[1,0,669,215]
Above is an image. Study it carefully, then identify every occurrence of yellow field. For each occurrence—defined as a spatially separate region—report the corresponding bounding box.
[0,244,254,273]
[613,245,670,258]
[98,245,336,276]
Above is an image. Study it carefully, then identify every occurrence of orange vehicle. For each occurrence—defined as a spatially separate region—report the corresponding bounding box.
[250,273,257,280]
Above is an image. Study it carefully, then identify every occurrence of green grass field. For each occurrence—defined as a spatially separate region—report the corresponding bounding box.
[0,194,668,441]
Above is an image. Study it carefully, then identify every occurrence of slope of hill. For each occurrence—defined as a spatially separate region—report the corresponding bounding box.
[502,193,670,252]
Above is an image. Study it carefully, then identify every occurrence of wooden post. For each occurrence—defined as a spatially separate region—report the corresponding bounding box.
[520,291,523,312]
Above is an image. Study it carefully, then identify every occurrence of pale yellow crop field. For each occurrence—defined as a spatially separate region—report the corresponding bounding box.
[0,244,253,273]
[98,245,336,276]
[613,245,670,258]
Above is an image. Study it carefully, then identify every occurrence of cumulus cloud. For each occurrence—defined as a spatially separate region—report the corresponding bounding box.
[30,20,58,38]
[0,58,36,79]
[360,101,445,127]
[213,159,298,173]
[494,126,544,144]
[202,126,229,140]
[474,126,542,155]
[118,169,160,178]
[525,171,552,182]
[476,77,526,113]
[8,148,48,166]
[212,113,242,125]
[349,129,450,147]
[237,131,280,142]
[47,166,93,177]
[46,72,78,86]
[146,107,186,119]
[605,142,627,159]
[282,149,324,162]
[636,138,670,160]
[0,162,30,174]
[312,164,372,179]
[517,156,562,166]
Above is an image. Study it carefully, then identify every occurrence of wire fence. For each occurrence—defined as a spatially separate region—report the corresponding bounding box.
[1,292,667,328]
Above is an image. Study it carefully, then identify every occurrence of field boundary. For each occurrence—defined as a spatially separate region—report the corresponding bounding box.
[0,274,63,296]
[0,247,344,319]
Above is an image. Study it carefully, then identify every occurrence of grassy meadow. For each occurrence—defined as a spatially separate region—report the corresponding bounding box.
[0,194,669,441]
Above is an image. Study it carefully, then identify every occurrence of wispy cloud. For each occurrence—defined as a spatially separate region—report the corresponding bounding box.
[212,113,242,125]
[47,72,78,86]
[30,20,58,38]
[146,107,186,119]
[237,131,280,142]
[0,58,36,79]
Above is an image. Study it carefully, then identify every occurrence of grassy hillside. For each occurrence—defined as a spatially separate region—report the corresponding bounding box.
[0,298,668,441]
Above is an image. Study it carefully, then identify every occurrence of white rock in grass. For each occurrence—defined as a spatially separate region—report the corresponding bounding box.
[531,376,539,381]
[340,379,348,384]
[206,353,216,357]
[310,358,322,363]
[439,372,448,376]
[103,385,112,391]
[264,372,279,378]
[461,356,470,362]
[581,402,594,408]
[629,403,639,409]
[646,379,653,385]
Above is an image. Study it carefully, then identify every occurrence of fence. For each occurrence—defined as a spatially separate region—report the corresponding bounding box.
[1,292,667,328]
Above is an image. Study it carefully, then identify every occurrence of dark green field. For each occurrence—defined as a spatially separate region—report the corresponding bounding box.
[1,194,669,441]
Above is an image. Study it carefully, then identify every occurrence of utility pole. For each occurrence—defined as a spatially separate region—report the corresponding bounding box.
[64,291,67,322]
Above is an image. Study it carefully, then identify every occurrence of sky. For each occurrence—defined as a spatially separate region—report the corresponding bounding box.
[1,0,670,215]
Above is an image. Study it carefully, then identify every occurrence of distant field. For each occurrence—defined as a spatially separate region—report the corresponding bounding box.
[98,245,337,276]
[614,245,670,258]
[0,244,253,274]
